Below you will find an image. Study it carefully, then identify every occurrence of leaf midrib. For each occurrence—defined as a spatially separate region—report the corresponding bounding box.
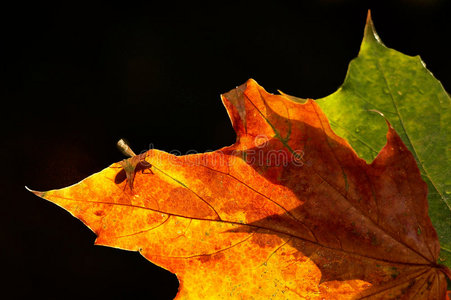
[48,193,434,268]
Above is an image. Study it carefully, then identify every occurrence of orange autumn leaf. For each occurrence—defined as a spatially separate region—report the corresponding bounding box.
[29,79,450,299]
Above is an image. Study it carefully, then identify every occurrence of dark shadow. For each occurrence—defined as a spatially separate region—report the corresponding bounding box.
[114,156,153,186]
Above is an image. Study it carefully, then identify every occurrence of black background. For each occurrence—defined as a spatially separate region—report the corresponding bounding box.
[5,0,450,299]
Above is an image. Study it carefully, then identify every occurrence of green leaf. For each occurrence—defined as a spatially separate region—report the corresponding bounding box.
[316,11,451,268]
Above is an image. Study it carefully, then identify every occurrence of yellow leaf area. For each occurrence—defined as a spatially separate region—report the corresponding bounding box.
[32,79,449,299]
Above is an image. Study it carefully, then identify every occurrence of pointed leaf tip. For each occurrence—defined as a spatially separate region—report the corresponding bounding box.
[366,10,372,24]
[367,109,395,129]
[278,89,308,104]
[362,10,384,49]
[25,186,45,198]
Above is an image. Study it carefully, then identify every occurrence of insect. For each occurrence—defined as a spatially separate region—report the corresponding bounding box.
[114,139,152,191]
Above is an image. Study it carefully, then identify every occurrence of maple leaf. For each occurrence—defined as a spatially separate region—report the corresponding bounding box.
[29,79,450,299]
[316,11,451,266]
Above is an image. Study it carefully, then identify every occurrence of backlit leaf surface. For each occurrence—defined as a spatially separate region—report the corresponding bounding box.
[31,79,449,299]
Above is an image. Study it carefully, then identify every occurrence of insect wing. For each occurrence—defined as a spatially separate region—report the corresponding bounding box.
[117,138,136,157]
